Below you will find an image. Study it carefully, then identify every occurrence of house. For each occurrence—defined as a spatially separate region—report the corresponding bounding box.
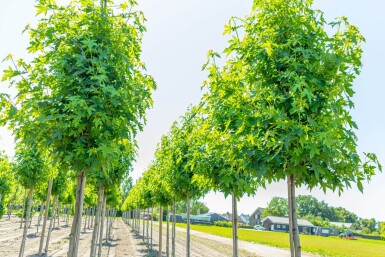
[330,222,354,229]
[313,226,340,236]
[239,214,250,225]
[262,216,315,234]
[223,212,243,224]
[249,207,264,226]
[170,212,228,225]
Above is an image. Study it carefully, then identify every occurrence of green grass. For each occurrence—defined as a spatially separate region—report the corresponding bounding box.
[176,224,385,257]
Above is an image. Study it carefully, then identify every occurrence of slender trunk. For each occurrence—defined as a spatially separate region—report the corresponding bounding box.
[39,179,53,255]
[150,207,153,250]
[147,208,150,248]
[28,200,35,228]
[232,193,238,257]
[288,175,294,257]
[97,195,107,257]
[37,200,44,233]
[45,195,58,254]
[172,199,176,257]
[66,205,70,226]
[166,205,170,257]
[142,209,145,241]
[158,206,163,257]
[19,186,34,257]
[67,170,86,257]
[186,197,190,257]
[84,207,88,232]
[90,187,104,257]
[20,189,27,229]
[57,198,61,228]
[288,175,301,257]
[106,208,111,242]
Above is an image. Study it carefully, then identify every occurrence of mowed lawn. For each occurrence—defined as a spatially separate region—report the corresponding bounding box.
[176,224,385,257]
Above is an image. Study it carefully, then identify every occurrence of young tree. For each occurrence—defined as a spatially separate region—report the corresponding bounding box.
[0,152,12,218]
[2,1,155,256]
[203,0,382,256]
[13,144,48,257]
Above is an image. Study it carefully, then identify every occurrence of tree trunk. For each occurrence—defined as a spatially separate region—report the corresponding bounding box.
[97,195,107,257]
[158,206,163,257]
[39,179,53,255]
[67,170,86,257]
[172,199,176,257]
[19,186,34,257]
[45,195,58,254]
[166,205,170,257]
[232,193,238,257]
[150,207,153,250]
[66,205,70,226]
[141,209,144,241]
[84,207,88,232]
[90,187,104,257]
[288,175,301,257]
[57,198,61,228]
[186,197,190,257]
[37,200,44,233]
[20,189,27,229]
[147,208,150,248]
[28,199,35,228]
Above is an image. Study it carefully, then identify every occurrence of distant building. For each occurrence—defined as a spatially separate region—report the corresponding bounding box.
[239,214,250,225]
[169,212,228,225]
[223,212,243,224]
[330,222,354,229]
[249,207,264,226]
[262,216,315,234]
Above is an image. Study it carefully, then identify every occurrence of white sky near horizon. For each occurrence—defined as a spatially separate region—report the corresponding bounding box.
[0,0,384,220]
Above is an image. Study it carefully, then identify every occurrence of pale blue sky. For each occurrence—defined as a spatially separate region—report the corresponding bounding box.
[0,0,384,220]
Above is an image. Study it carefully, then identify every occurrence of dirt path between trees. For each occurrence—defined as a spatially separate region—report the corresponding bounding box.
[1,215,319,257]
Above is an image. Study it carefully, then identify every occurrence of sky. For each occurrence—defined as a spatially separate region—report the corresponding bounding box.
[1,0,384,220]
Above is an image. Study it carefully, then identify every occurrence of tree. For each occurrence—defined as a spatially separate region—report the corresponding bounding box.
[176,200,209,215]
[13,143,48,257]
[0,152,12,218]
[2,1,155,256]
[203,0,381,256]
[262,197,288,218]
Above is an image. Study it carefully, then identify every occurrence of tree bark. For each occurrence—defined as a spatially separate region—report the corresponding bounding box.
[97,195,107,257]
[37,200,44,233]
[142,209,145,241]
[67,170,86,257]
[232,193,238,257]
[39,179,53,255]
[146,208,150,248]
[45,195,58,254]
[166,205,170,257]
[57,198,61,228]
[150,207,153,250]
[158,206,163,257]
[288,175,301,257]
[186,197,190,257]
[20,189,27,229]
[19,186,34,257]
[172,199,176,257]
[90,187,104,257]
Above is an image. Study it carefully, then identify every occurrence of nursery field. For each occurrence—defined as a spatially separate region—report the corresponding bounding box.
[175,224,385,257]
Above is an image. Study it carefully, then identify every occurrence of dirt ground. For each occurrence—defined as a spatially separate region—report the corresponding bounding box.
[0,215,318,257]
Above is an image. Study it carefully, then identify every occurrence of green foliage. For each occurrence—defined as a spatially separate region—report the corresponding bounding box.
[2,0,155,176]
[176,200,209,215]
[263,197,288,218]
[203,0,381,195]
[214,221,232,227]
[13,144,48,189]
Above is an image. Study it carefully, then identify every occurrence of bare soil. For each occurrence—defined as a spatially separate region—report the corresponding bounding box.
[1,215,318,257]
